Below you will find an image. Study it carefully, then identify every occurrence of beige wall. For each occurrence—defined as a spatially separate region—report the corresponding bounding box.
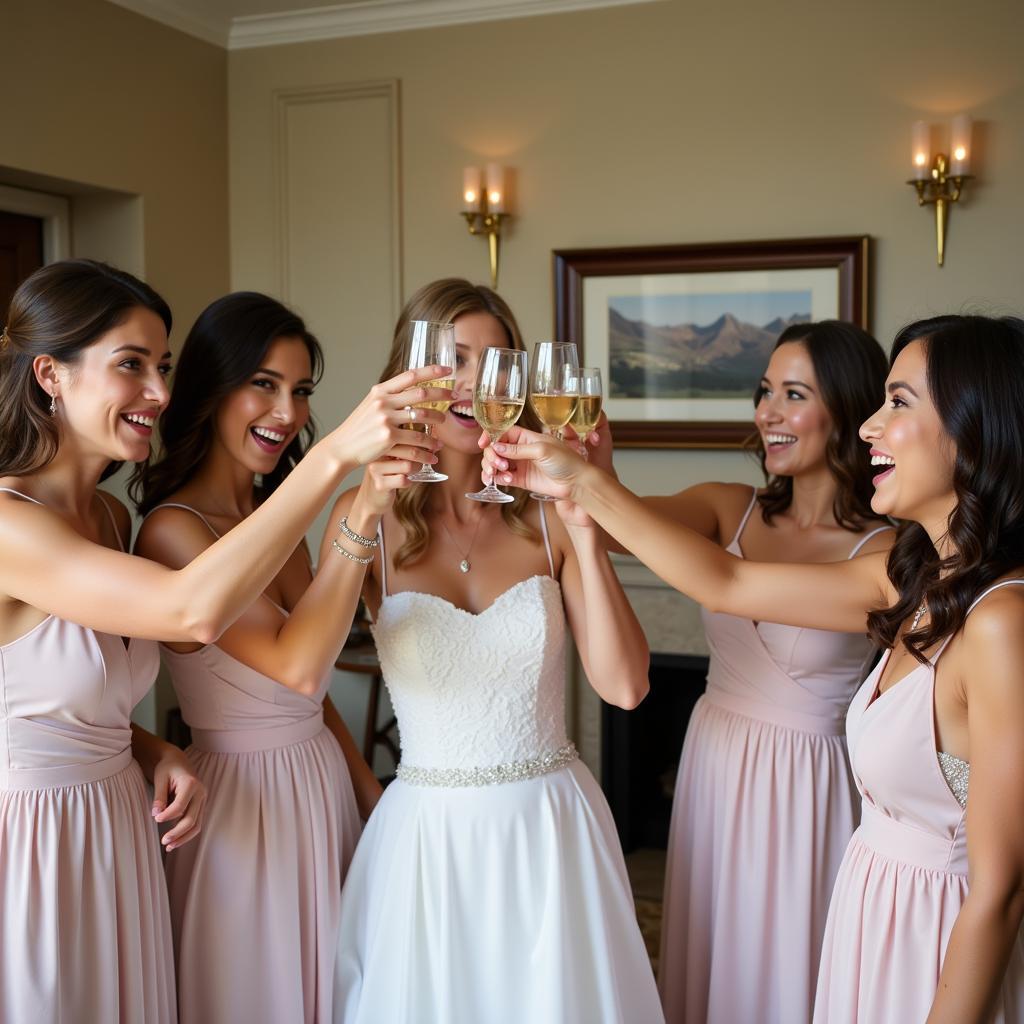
[229,0,1024,498]
[1,0,230,334]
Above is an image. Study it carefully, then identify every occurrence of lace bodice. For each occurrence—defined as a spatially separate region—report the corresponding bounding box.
[372,575,569,769]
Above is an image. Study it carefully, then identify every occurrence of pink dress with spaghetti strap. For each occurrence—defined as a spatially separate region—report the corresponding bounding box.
[152,504,362,1024]
[659,488,890,1024]
[813,579,1024,1023]
[0,488,175,1023]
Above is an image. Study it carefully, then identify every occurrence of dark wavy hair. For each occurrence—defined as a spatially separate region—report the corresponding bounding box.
[0,259,171,481]
[751,320,888,529]
[132,292,323,515]
[867,315,1024,661]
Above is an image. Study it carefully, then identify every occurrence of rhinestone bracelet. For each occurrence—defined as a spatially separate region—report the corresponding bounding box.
[396,743,578,788]
[332,538,373,565]
[339,516,379,548]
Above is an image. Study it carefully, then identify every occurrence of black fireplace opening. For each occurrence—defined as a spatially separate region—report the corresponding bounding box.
[601,652,709,854]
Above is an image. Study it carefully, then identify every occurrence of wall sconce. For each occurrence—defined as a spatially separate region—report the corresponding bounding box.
[907,115,973,267]
[461,163,509,289]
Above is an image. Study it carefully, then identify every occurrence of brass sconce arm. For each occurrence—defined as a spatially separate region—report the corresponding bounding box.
[462,210,507,290]
[906,153,974,267]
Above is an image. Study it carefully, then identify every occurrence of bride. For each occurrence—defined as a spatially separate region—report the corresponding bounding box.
[329,278,663,1024]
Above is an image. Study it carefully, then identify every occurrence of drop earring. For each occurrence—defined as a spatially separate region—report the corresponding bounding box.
[49,394,56,416]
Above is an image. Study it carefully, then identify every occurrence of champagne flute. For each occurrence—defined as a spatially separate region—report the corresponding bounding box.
[403,320,456,483]
[466,347,527,504]
[528,340,579,502]
[567,367,603,459]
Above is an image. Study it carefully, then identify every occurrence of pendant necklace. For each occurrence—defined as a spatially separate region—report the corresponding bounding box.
[438,513,483,573]
[911,599,928,631]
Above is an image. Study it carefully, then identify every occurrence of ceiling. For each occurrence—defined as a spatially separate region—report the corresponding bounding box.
[106,0,662,50]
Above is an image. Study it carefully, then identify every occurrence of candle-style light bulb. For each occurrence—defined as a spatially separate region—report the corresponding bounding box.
[950,114,972,176]
[911,121,931,181]
[485,163,506,213]
[462,166,482,212]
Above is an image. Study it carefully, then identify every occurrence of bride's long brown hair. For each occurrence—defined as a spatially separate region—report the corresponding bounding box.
[381,279,541,568]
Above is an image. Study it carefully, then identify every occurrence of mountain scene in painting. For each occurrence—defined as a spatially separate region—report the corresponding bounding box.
[607,295,811,399]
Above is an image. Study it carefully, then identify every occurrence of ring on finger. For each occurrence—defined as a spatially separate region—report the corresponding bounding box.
[404,404,417,422]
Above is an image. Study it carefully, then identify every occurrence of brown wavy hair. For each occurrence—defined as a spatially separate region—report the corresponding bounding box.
[381,278,541,567]
[0,260,171,481]
[751,320,888,530]
[867,315,1024,662]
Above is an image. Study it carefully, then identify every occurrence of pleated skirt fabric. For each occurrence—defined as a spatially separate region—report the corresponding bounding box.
[167,728,361,1024]
[333,759,663,1024]
[0,757,176,1023]
[659,695,858,1024]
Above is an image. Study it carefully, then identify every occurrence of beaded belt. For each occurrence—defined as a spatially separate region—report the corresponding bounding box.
[396,742,578,788]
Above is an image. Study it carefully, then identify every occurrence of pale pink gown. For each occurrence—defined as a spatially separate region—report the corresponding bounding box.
[153,504,362,1024]
[0,488,175,1023]
[659,489,890,1024]
[814,579,1024,1023]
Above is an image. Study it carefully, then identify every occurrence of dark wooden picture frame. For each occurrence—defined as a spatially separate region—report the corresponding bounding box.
[553,236,869,448]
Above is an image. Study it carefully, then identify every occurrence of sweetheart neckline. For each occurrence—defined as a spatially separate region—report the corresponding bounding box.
[378,574,559,619]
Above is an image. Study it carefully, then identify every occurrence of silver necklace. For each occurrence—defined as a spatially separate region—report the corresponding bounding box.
[437,514,483,573]
[911,599,928,631]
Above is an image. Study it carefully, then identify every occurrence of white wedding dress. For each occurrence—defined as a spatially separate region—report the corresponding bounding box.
[333,511,663,1024]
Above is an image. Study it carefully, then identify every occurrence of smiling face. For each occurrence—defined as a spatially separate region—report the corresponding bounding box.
[754,341,833,478]
[436,310,514,454]
[859,339,956,524]
[211,335,314,475]
[46,306,172,464]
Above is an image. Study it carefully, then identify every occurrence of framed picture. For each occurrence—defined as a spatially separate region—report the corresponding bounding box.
[553,236,869,448]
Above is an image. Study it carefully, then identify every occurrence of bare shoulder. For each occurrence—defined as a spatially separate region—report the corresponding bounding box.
[134,503,216,569]
[963,582,1024,646]
[851,521,898,558]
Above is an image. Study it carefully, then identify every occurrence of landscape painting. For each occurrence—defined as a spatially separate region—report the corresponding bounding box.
[554,238,868,447]
[607,292,811,400]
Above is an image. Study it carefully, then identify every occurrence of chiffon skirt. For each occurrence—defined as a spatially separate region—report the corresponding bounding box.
[167,727,361,1024]
[333,759,663,1024]
[659,694,859,1024]
[814,827,1024,1023]
[0,753,176,1023]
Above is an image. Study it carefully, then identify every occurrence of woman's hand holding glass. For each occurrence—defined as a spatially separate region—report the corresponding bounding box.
[325,363,451,469]
[482,424,588,501]
[466,347,527,504]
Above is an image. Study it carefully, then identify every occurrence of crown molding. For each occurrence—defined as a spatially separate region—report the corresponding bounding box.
[105,0,663,50]
[230,0,662,48]
[104,0,231,47]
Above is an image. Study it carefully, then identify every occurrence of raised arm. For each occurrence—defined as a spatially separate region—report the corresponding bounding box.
[0,366,449,643]
[926,589,1024,1024]
[135,442,425,695]
[548,509,650,709]
[486,428,894,634]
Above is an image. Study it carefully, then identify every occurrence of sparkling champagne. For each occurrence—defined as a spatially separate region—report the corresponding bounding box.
[530,392,577,431]
[414,378,455,414]
[474,396,524,436]
[569,394,602,436]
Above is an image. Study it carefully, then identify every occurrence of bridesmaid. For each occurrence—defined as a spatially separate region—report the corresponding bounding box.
[0,259,448,1023]
[330,278,663,1023]
[133,292,411,1023]
[591,321,893,1023]
[487,313,1024,1023]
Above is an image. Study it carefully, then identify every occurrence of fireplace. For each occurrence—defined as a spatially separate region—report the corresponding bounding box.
[601,652,708,853]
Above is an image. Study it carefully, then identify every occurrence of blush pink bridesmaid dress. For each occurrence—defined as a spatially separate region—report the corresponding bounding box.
[152,504,361,1024]
[659,488,890,1024]
[813,579,1024,1023]
[0,488,175,1023]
